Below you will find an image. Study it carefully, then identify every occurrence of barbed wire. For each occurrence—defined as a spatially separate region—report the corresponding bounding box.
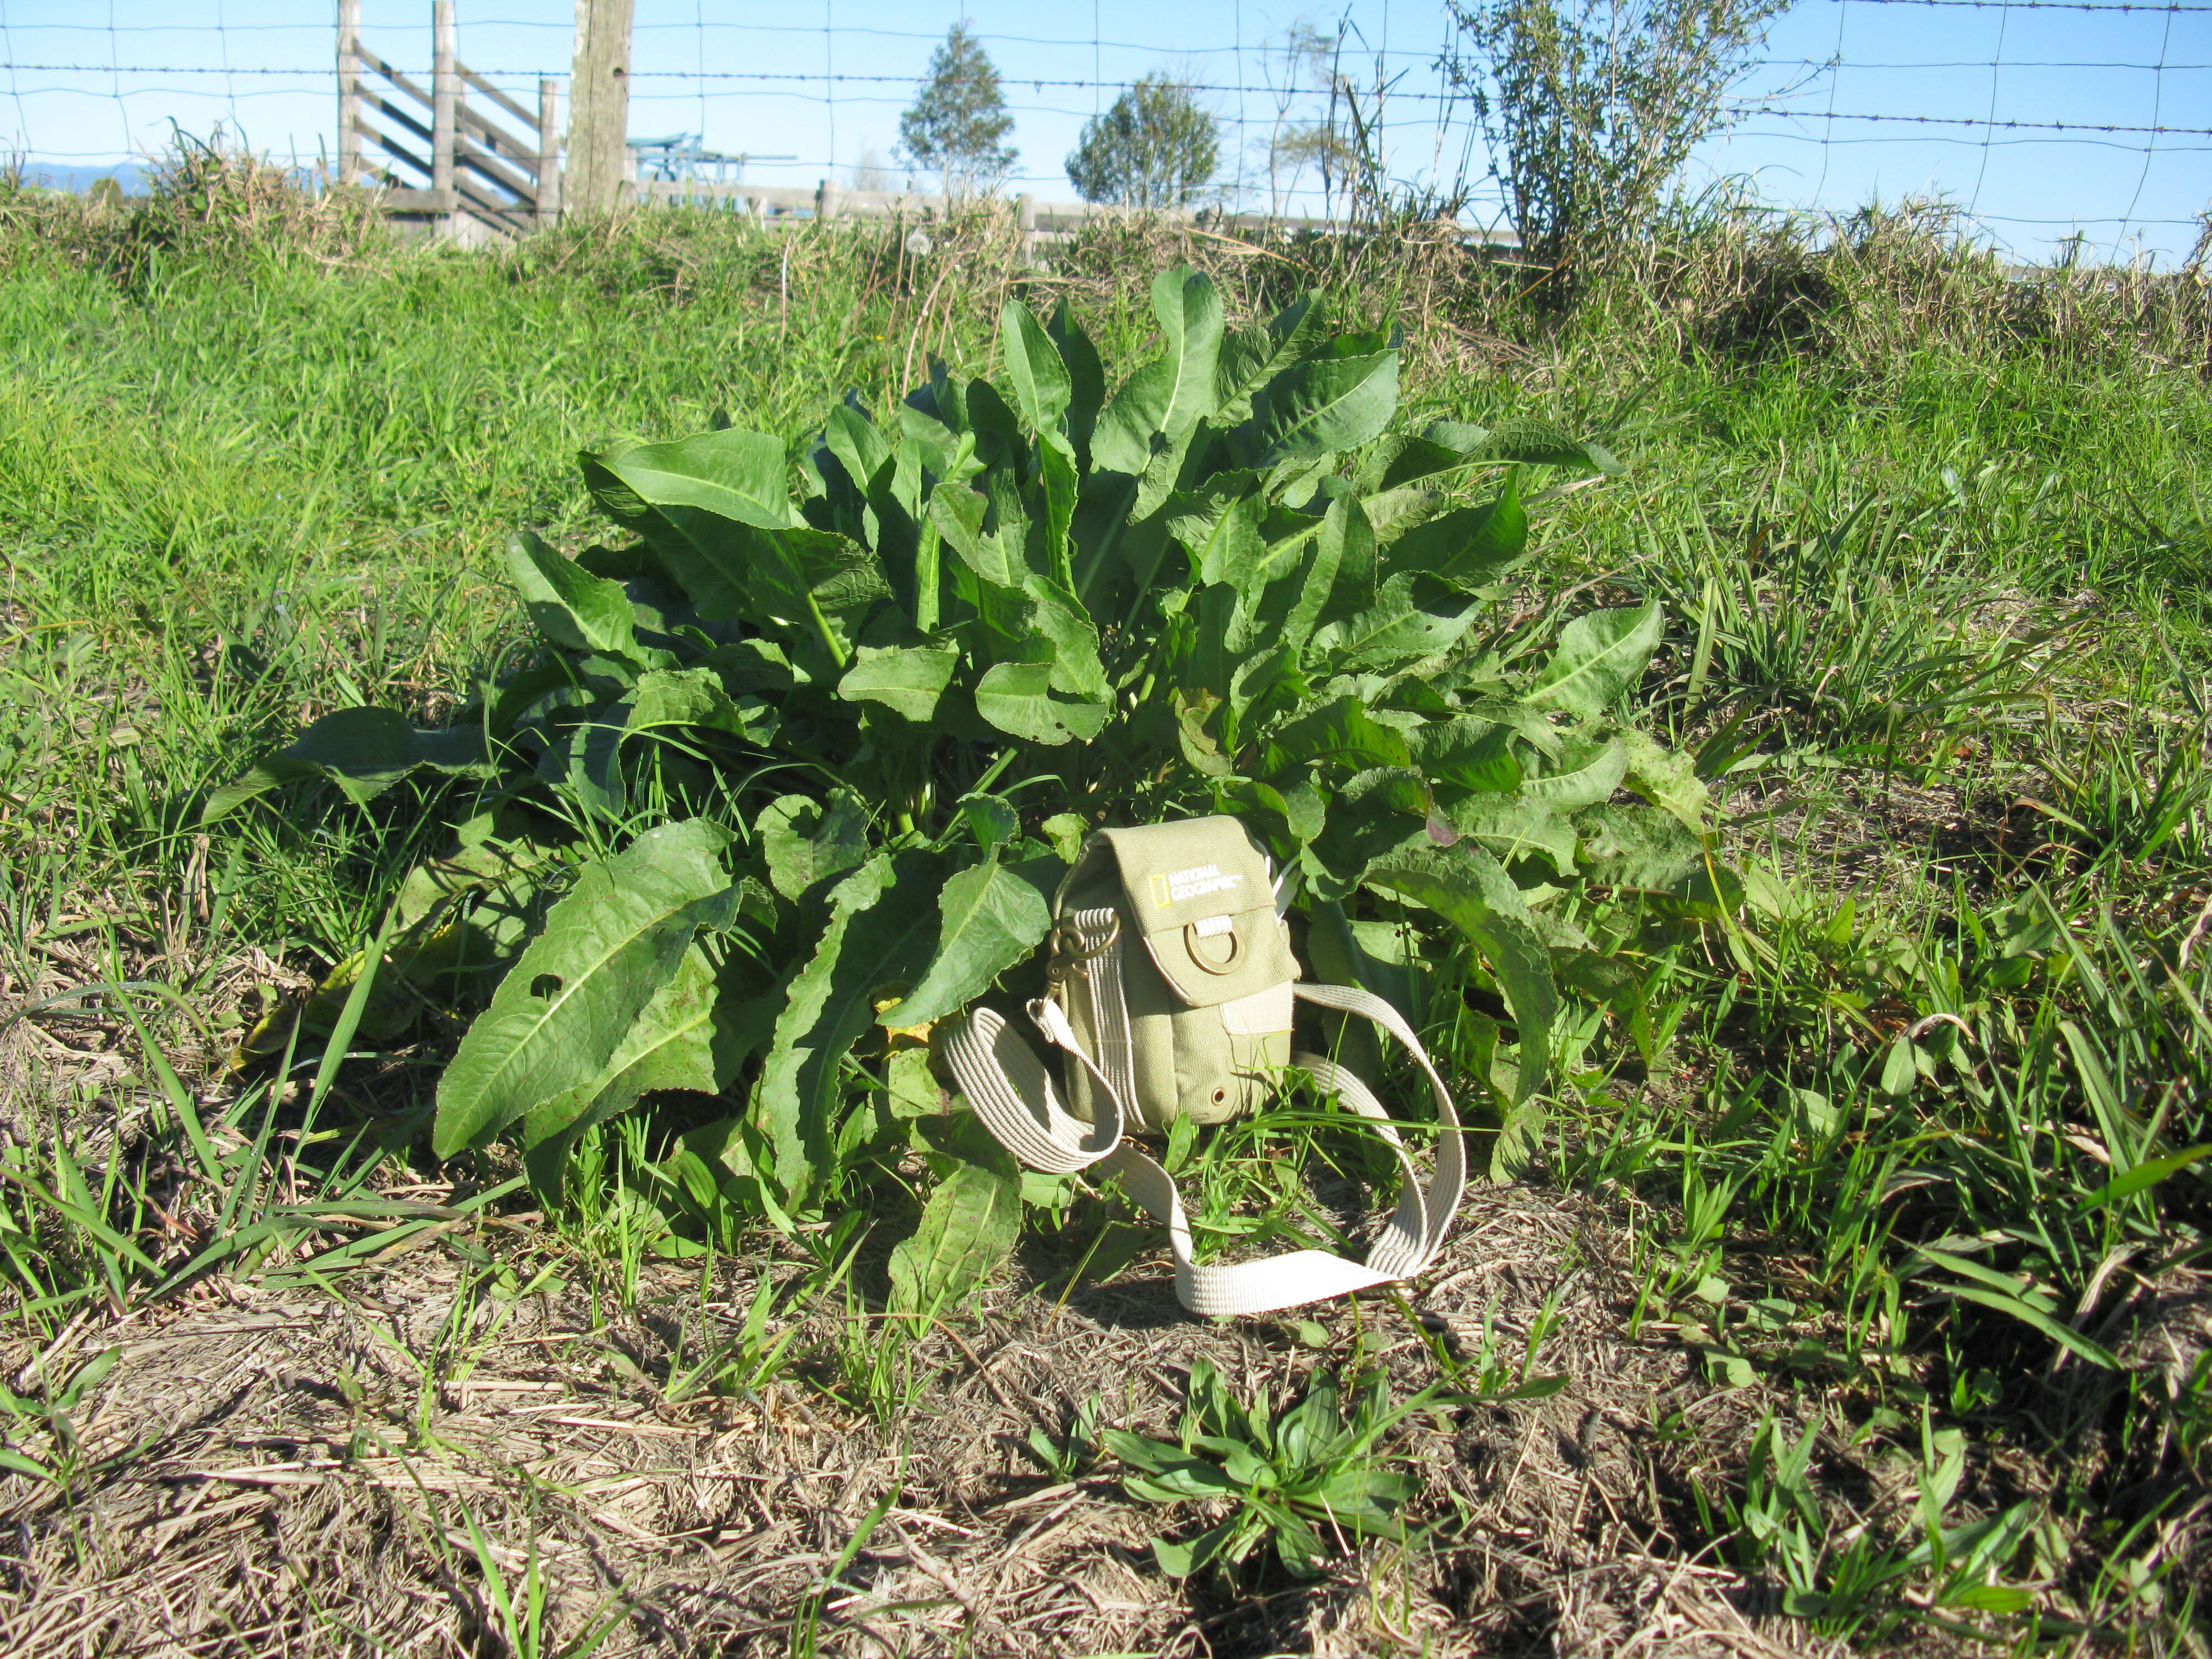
[9,61,2210,143]
[3,2,2201,259]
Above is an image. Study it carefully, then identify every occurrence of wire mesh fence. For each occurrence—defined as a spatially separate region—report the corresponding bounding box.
[0,0,2204,261]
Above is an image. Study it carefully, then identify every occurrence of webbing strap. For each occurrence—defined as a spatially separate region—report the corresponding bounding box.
[943,979,1466,1318]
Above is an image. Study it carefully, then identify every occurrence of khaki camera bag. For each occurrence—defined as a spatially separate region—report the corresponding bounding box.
[943,816,1465,1317]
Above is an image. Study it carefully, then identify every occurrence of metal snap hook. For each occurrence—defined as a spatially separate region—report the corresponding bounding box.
[1046,914,1121,983]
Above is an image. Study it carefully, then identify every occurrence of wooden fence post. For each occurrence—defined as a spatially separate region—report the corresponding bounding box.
[1016,192,1036,260]
[431,0,458,233]
[536,78,561,225]
[567,0,636,216]
[336,0,361,187]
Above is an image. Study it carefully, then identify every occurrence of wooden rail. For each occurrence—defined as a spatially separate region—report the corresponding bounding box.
[337,0,557,242]
[336,4,1511,254]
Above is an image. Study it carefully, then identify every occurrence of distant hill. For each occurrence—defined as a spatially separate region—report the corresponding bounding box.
[11,163,150,196]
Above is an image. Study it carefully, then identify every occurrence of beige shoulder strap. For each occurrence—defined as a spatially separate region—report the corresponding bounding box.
[943,978,1465,1318]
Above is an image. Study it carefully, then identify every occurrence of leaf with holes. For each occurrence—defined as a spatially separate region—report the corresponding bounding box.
[431,821,737,1157]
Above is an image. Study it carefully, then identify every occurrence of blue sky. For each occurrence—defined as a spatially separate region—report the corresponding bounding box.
[1,1,2204,262]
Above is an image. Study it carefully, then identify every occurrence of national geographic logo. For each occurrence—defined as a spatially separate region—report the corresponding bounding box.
[1149,864,1245,907]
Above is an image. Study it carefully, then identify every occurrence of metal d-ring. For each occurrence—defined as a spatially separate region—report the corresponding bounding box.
[1183,920,1243,975]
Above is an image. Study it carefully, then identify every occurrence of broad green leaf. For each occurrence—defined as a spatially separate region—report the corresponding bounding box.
[1234,349,1399,467]
[1574,802,1704,890]
[1036,433,1079,588]
[837,643,960,721]
[1524,602,1665,717]
[203,706,489,821]
[1521,737,1628,810]
[1310,578,1480,668]
[1429,416,1624,477]
[974,660,1111,745]
[508,531,651,661]
[626,667,778,744]
[754,854,941,1201]
[1261,697,1412,775]
[822,401,894,497]
[1046,301,1107,460]
[1280,494,1370,650]
[1441,797,1579,878]
[432,820,735,1157]
[878,857,1055,1032]
[519,946,776,1193]
[1091,267,1225,474]
[1386,475,1527,588]
[759,790,873,899]
[1361,844,1557,1104]
[1406,718,1521,795]
[1021,575,1109,701]
[1000,300,1073,435]
[886,1151,1022,1314]
[582,427,796,530]
[929,482,1024,588]
[1166,483,1265,588]
[1213,291,1327,424]
[1619,726,1709,830]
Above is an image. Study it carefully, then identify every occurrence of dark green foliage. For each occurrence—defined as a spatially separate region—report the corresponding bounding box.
[1067,75,1222,211]
[213,265,1689,1227]
[898,23,1018,200]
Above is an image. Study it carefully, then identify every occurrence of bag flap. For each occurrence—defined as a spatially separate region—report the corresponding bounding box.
[1091,817,1297,1008]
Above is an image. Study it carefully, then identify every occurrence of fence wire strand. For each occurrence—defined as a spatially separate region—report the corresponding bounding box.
[0,2,2201,255]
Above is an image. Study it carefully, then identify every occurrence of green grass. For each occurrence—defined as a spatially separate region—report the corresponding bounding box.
[2,171,2209,1650]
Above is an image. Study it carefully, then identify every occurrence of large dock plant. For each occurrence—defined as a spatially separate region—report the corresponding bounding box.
[213,267,1705,1223]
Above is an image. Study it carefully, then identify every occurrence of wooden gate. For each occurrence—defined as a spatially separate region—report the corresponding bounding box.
[336,0,559,242]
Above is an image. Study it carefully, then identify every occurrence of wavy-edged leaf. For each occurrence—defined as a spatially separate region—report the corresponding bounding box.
[204,706,491,821]
[1234,349,1399,467]
[1524,602,1664,718]
[1429,416,1624,477]
[1091,267,1225,474]
[626,666,780,745]
[974,660,1111,745]
[508,531,655,662]
[1213,291,1327,425]
[1619,726,1710,831]
[759,789,873,900]
[886,1149,1022,1314]
[1001,299,1073,436]
[1360,844,1557,1104]
[878,856,1055,1032]
[1406,718,1521,795]
[431,820,735,1157]
[837,643,961,721]
[1574,802,1704,890]
[1020,575,1109,701]
[1521,737,1628,810]
[754,853,941,1202]
[1439,797,1579,878]
[582,427,797,530]
[519,945,776,1193]
[1045,301,1106,462]
[1385,474,1527,588]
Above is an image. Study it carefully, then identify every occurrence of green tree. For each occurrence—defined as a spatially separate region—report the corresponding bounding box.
[1443,0,1787,297]
[1066,74,1220,210]
[899,21,1018,201]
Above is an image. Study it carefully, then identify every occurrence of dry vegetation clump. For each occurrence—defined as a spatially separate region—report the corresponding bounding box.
[0,136,387,285]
